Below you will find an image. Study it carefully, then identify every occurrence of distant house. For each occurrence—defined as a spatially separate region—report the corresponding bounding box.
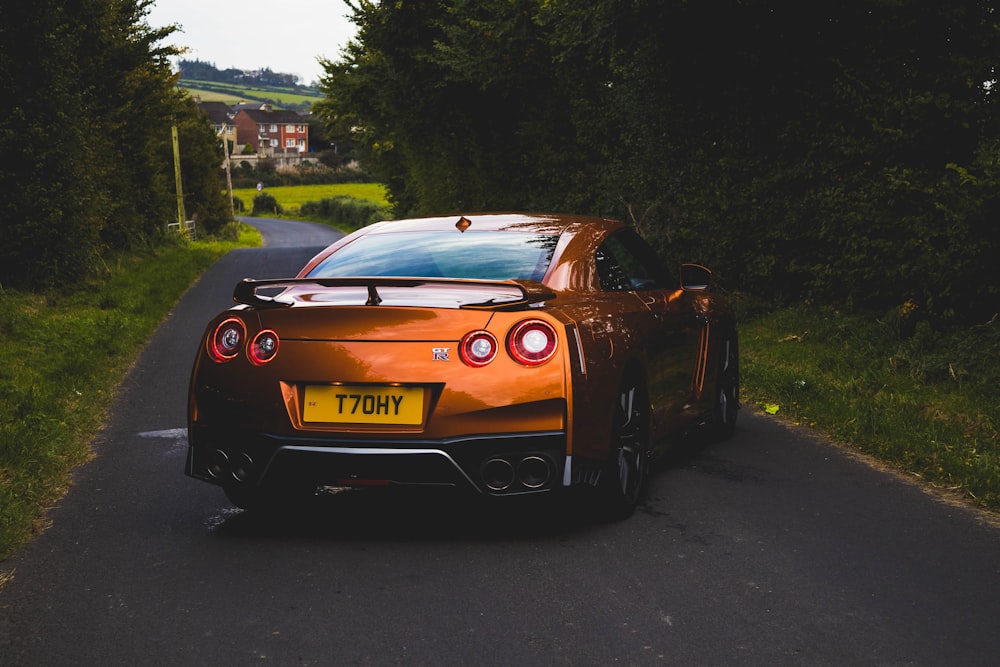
[196,100,238,154]
[232,104,309,156]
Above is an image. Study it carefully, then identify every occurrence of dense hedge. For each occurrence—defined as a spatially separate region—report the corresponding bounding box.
[229,160,373,190]
[300,196,392,231]
[317,0,1000,324]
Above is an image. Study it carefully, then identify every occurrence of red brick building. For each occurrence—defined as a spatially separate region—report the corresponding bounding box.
[232,104,309,156]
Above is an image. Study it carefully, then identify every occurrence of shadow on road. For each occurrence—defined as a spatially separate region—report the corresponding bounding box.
[206,427,743,543]
[210,487,607,542]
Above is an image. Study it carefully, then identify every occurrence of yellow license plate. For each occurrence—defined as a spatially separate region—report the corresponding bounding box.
[303,385,424,424]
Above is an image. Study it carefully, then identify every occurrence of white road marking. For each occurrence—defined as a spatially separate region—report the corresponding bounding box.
[137,428,187,440]
[136,428,188,455]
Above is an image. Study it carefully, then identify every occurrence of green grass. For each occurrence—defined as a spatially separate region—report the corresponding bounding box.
[737,300,999,509]
[180,80,322,108]
[0,224,262,562]
[236,183,388,208]
[235,183,389,217]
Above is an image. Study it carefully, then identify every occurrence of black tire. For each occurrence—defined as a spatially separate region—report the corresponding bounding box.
[600,376,650,519]
[708,327,740,441]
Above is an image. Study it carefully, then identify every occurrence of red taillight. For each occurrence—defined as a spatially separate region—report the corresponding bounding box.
[459,330,499,367]
[208,317,246,363]
[248,329,280,365]
[507,319,558,366]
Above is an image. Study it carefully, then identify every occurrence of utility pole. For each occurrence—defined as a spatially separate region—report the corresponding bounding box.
[220,127,235,220]
[171,124,186,229]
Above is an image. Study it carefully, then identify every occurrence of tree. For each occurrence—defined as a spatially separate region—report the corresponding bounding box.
[317,0,1000,322]
[0,0,110,286]
[0,0,231,289]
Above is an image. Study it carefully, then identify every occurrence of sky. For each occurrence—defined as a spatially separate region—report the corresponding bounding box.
[145,0,358,86]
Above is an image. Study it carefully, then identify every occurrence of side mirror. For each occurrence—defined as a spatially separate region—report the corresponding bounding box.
[680,263,711,291]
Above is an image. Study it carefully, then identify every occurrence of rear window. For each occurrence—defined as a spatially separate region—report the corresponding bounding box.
[307,231,559,282]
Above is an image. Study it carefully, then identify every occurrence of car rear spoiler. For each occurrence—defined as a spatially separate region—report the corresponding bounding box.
[232,277,556,311]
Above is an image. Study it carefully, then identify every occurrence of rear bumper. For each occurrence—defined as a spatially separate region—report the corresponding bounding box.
[186,425,567,496]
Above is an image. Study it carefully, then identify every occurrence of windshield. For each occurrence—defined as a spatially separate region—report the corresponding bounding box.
[307,231,559,282]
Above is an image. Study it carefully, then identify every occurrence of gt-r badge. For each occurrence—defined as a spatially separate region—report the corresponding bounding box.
[432,347,450,361]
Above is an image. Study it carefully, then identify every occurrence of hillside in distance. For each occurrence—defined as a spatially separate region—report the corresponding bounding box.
[177,59,322,111]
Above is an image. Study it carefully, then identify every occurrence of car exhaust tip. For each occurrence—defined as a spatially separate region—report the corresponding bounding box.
[482,458,515,491]
[232,453,254,482]
[517,455,552,489]
[206,449,255,482]
[208,449,229,479]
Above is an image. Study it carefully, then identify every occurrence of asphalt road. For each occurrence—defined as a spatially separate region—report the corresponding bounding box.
[1,217,998,666]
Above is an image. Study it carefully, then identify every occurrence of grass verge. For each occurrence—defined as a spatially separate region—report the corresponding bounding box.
[0,224,261,561]
[737,299,999,511]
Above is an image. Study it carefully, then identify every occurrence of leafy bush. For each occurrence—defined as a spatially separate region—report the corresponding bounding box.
[300,195,391,230]
[230,163,373,190]
[251,192,283,216]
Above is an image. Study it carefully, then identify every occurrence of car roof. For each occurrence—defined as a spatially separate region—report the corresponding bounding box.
[358,212,623,236]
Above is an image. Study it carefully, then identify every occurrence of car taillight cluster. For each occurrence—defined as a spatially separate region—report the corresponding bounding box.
[460,319,558,368]
[208,318,280,365]
[208,318,245,363]
[459,330,499,367]
[248,330,280,365]
[208,317,557,368]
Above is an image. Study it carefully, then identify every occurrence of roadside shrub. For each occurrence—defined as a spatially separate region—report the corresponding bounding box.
[300,195,391,230]
[251,192,282,216]
[230,164,374,189]
[209,220,243,242]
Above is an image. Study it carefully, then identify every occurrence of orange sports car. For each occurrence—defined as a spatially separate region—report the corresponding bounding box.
[186,213,738,516]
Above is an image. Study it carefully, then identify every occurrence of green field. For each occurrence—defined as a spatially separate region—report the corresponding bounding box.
[180,79,322,109]
[234,183,389,211]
